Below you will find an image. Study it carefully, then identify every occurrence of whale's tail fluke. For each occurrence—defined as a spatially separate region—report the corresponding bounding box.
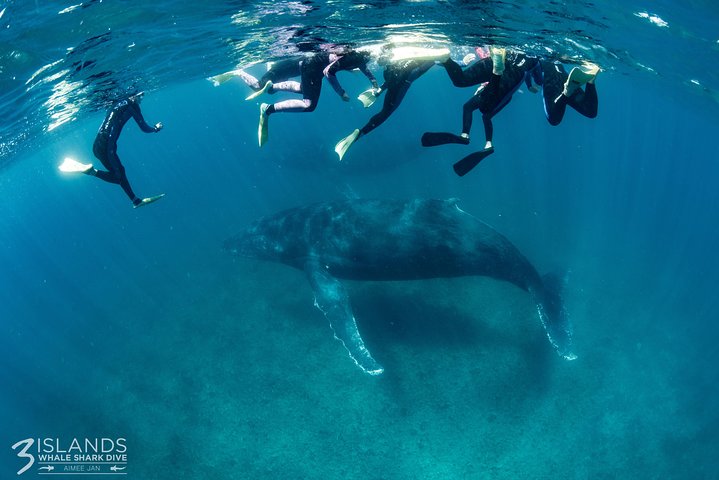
[536,272,576,360]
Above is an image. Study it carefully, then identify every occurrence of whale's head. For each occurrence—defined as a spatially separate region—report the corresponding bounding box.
[223,224,277,260]
[223,217,294,263]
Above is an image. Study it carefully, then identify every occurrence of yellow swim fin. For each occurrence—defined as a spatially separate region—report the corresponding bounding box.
[335,129,360,161]
[245,80,273,101]
[208,69,242,87]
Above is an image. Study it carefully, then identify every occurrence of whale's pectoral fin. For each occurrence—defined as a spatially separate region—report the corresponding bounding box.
[536,272,576,360]
[305,261,384,375]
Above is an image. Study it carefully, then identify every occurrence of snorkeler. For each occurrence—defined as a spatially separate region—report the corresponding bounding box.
[419,46,500,149]
[422,48,543,176]
[257,49,378,147]
[58,92,164,208]
[334,46,450,160]
[208,57,303,101]
[440,46,495,88]
[540,60,599,126]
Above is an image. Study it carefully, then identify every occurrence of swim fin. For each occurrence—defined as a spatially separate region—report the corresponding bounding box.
[133,193,165,209]
[245,80,273,101]
[208,69,242,87]
[462,53,477,66]
[452,147,495,176]
[490,47,506,75]
[421,132,470,147]
[258,103,270,147]
[390,46,450,63]
[58,157,93,173]
[357,87,382,108]
[335,129,360,161]
[563,63,600,96]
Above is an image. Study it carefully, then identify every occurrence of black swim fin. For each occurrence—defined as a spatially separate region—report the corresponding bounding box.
[452,147,495,176]
[421,132,470,147]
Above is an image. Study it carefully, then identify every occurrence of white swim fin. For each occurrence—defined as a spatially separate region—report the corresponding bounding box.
[357,88,382,108]
[490,47,506,75]
[59,157,93,173]
[563,62,600,96]
[258,103,270,147]
[207,69,243,87]
[335,129,360,161]
[390,46,450,63]
[133,193,165,209]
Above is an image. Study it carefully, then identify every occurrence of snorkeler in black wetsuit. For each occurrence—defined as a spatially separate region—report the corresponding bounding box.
[473,51,541,146]
[441,50,494,88]
[422,48,542,176]
[324,50,380,101]
[420,48,499,149]
[334,49,449,160]
[540,60,599,125]
[59,92,164,208]
[359,59,435,134]
[257,50,378,147]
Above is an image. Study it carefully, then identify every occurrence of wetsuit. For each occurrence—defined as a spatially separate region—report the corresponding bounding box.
[237,58,302,91]
[541,61,598,126]
[359,59,435,136]
[267,52,376,114]
[261,58,302,87]
[442,57,494,87]
[462,52,542,143]
[92,97,159,202]
[325,51,378,99]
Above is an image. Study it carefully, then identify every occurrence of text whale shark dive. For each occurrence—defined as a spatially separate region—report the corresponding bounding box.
[224,198,575,375]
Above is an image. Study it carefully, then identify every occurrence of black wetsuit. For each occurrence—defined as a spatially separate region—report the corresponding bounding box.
[541,61,598,126]
[359,59,434,136]
[293,52,333,112]
[442,57,494,87]
[325,51,378,98]
[462,52,542,143]
[234,58,302,92]
[92,97,159,202]
[268,51,377,114]
[261,58,302,87]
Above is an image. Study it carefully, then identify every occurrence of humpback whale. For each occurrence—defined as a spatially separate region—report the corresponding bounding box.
[224,198,575,375]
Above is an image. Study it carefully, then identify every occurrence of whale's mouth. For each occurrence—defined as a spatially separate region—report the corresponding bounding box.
[222,234,248,256]
[223,231,274,260]
[221,238,237,253]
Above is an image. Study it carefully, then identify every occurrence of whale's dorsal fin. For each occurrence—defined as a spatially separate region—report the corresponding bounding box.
[304,259,384,375]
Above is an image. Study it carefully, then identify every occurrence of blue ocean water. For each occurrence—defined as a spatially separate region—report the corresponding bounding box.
[2,1,719,479]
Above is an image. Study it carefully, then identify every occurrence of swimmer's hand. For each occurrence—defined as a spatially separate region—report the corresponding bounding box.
[342,93,350,102]
[154,122,163,132]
